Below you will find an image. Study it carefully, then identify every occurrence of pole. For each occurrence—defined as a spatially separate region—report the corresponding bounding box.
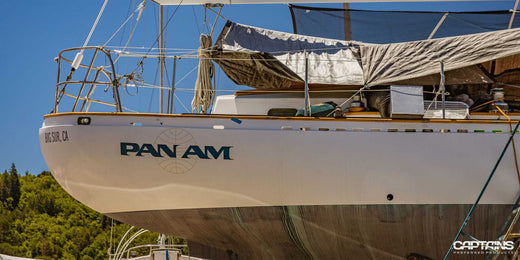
[440,61,446,119]
[169,57,177,114]
[343,3,352,41]
[304,50,310,116]
[159,5,165,113]
[428,12,449,39]
[509,0,520,29]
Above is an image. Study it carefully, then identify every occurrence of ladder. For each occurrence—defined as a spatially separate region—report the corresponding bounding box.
[488,201,520,259]
[443,120,520,260]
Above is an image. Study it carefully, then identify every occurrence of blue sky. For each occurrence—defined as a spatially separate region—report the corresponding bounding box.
[0,0,516,175]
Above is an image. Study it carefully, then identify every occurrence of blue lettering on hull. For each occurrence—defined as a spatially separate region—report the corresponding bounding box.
[120,142,232,160]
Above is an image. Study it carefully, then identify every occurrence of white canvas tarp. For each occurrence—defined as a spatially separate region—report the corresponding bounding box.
[213,21,364,88]
[361,27,520,86]
[213,22,520,88]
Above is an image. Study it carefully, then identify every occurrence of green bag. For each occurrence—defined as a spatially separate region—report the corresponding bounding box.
[295,102,336,117]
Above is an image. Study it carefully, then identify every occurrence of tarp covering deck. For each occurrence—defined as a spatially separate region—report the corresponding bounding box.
[361,27,520,86]
[213,21,364,88]
[212,21,520,88]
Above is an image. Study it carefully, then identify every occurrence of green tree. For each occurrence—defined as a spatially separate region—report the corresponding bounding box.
[0,170,8,203]
[0,164,22,210]
[0,164,186,259]
[8,163,21,209]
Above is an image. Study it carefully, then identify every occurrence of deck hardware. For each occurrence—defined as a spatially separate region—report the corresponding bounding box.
[422,129,433,132]
[405,129,416,132]
[231,118,242,124]
[55,47,122,113]
[387,194,394,201]
[387,128,398,132]
[281,126,293,130]
[213,125,225,130]
[333,106,344,118]
[77,117,91,125]
[457,129,468,133]
[440,129,451,133]
[318,127,330,131]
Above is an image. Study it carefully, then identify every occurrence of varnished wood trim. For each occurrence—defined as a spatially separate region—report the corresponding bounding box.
[44,112,520,125]
[234,85,362,96]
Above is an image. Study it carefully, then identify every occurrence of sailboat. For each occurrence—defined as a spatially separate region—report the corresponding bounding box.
[39,0,520,258]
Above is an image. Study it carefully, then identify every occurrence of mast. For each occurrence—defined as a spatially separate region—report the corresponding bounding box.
[159,5,165,113]
[168,57,177,114]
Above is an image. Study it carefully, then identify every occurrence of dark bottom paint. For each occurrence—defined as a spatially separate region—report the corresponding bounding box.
[107,204,515,259]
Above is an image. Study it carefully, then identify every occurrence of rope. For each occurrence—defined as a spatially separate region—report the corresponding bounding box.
[191,34,214,113]
[469,98,504,111]
[209,5,223,37]
[101,46,520,65]
[426,85,443,111]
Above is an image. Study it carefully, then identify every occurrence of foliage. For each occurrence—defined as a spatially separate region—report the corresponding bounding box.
[0,163,21,210]
[0,164,186,259]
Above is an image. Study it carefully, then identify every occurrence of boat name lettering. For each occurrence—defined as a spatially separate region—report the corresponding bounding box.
[44,131,69,143]
[453,240,514,251]
[120,142,232,160]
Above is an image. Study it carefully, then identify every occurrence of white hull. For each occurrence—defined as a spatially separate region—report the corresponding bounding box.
[40,113,520,214]
[39,113,520,258]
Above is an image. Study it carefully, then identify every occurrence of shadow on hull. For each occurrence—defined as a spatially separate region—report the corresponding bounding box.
[108,204,515,259]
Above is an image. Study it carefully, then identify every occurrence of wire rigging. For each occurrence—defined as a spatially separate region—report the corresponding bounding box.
[130,0,184,76]
[103,1,146,48]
